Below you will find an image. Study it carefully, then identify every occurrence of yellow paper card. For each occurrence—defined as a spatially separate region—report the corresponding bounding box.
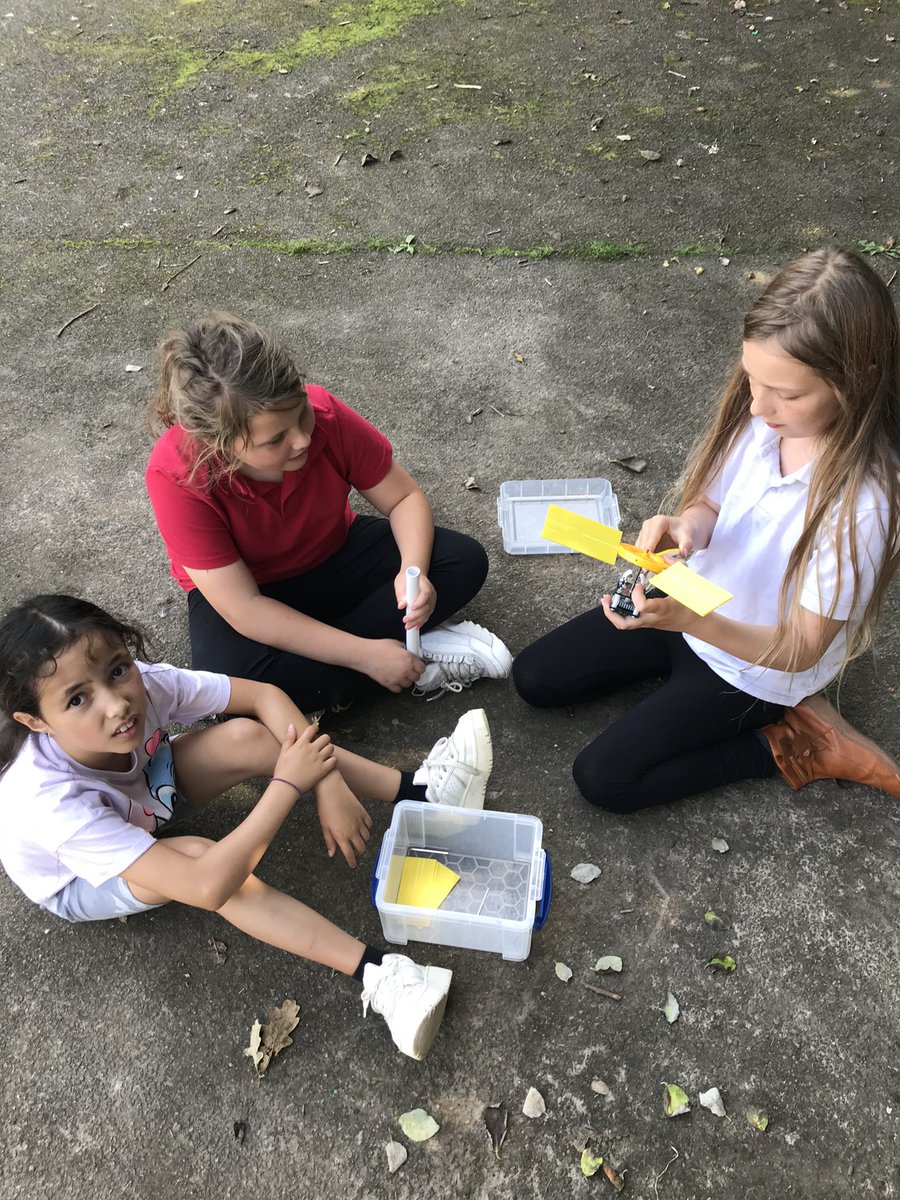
[541,506,622,563]
[650,562,733,617]
[396,857,461,909]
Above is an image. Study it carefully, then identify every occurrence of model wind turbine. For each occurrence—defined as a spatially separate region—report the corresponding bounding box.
[541,505,733,617]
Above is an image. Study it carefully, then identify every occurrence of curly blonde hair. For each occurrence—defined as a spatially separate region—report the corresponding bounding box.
[151,312,306,484]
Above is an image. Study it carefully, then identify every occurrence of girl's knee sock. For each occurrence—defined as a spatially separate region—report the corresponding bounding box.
[352,945,385,982]
[395,770,428,803]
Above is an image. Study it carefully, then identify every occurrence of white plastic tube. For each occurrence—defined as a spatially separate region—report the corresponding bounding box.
[405,566,421,656]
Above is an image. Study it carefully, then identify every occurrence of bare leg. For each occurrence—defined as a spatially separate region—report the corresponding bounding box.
[128,835,365,975]
[333,747,401,803]
[172,720,403,806]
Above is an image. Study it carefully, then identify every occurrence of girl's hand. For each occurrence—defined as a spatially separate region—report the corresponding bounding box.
[315,778,373,868]
[273,723,337,793]
[601,585,702,635]
[636,514,697,560]
[394,569,437,630]
[359,639,425,692]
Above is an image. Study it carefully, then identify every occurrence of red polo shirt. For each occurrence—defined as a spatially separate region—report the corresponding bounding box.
[146,385,393,592]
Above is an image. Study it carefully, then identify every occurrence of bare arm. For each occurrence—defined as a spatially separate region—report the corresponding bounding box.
[121,724,335,910]
[637,497,721,558]
[604,589,844,672]
[223,677,374,868]
[361,461,436,629]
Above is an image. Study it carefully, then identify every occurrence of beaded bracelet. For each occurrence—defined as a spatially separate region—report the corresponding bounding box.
[269,776,305,798]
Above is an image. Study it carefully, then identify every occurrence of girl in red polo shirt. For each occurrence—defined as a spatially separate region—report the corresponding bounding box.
[146,313,511,712]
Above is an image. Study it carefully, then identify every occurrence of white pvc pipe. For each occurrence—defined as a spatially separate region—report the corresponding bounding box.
[405,566,421,656]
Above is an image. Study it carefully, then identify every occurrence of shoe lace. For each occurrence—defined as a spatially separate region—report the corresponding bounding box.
[422,736,481,784]
[413,660,481,701]
[360,959,420,1019]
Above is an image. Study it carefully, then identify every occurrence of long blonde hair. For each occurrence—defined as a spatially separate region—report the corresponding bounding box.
[675,246,900,672]
[151,312,306,485]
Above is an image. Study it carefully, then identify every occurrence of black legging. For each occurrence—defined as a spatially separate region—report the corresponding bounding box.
[513,607,782,813]
[189,516,489,711]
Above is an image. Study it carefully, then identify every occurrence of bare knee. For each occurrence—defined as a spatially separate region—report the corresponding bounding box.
[160,834,216,858]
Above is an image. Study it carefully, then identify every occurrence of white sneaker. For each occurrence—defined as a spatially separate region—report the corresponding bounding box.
[361,954,453,1060]
[417,708,493,809]
[415,620,513,698]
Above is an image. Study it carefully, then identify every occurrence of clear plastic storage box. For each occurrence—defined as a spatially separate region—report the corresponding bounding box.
[371,801,551,962]
[497,478,620,554]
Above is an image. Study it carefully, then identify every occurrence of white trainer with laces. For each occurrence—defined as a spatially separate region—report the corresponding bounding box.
[361,954,453,1060]
[415,620,513,698]
[416,708,493,809]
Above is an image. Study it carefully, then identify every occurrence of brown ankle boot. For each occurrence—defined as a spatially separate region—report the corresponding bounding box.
[760,694,900,798]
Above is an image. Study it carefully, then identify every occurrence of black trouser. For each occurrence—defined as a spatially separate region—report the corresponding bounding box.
[188,516,489,711]
[512,607,783,813]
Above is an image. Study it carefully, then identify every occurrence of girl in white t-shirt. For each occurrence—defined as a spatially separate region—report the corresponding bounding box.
[514,246,900,810]
[0,594,494,1061]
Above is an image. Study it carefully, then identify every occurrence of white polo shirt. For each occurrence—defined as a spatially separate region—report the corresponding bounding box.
[682,416,890,706]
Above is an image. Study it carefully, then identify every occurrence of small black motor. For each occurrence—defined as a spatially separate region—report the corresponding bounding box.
[609,568,664,618]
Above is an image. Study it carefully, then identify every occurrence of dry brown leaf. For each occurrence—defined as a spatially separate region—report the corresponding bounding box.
[483,1104,509,1157]
[207,938,227,964]
[244,999,300,1076]
[603,1162,626,1191]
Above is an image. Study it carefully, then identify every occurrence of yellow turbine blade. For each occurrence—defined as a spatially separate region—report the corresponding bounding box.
[541,505,622,563]
[649,562,733,617]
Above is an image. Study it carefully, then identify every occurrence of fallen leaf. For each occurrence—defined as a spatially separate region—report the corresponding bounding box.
[664,991,680,1024]
[694,266,705,276]
[398,1108,440,1141]
[388,148,403,161]
[581,1148,605,1177]
[591,1078,611,1096]
[514,351,526,363]
[385,1140,407,1173]
[699,1086,726,1117]
[593,956,623,973]
[707,954,737,973]
[662,1082,691,1117]
[483,1104,508,1157]
[305,183,324,197]
[571,862,602,883]
[207,937,227,964]
[555,961,573,982]
[711,837,729,853]
[244,1021,263,1073]
[639,149,661,161]
[603,1162,626,1192]
[463,476,481,491]
[361,152,379,166]
[610,456,647,473]
[523,1087,546,1119]
[571,1125,598,1153]
[244,999,300,1076]
[704,909,726,929]
[746,1106,769,1132]
[233,1120,247,1145]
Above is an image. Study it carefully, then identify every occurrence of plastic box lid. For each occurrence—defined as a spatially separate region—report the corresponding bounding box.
[497,478,620,555]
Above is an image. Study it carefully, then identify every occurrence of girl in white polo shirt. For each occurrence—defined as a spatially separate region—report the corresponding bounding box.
[514,246,900,811]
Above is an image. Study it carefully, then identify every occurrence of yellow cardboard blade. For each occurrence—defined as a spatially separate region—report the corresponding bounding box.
[649,562,733,617]
[396,857,461,909]
[542,505,622,563]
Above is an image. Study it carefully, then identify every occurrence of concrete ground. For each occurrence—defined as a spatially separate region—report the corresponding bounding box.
[1,0,899,1196]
